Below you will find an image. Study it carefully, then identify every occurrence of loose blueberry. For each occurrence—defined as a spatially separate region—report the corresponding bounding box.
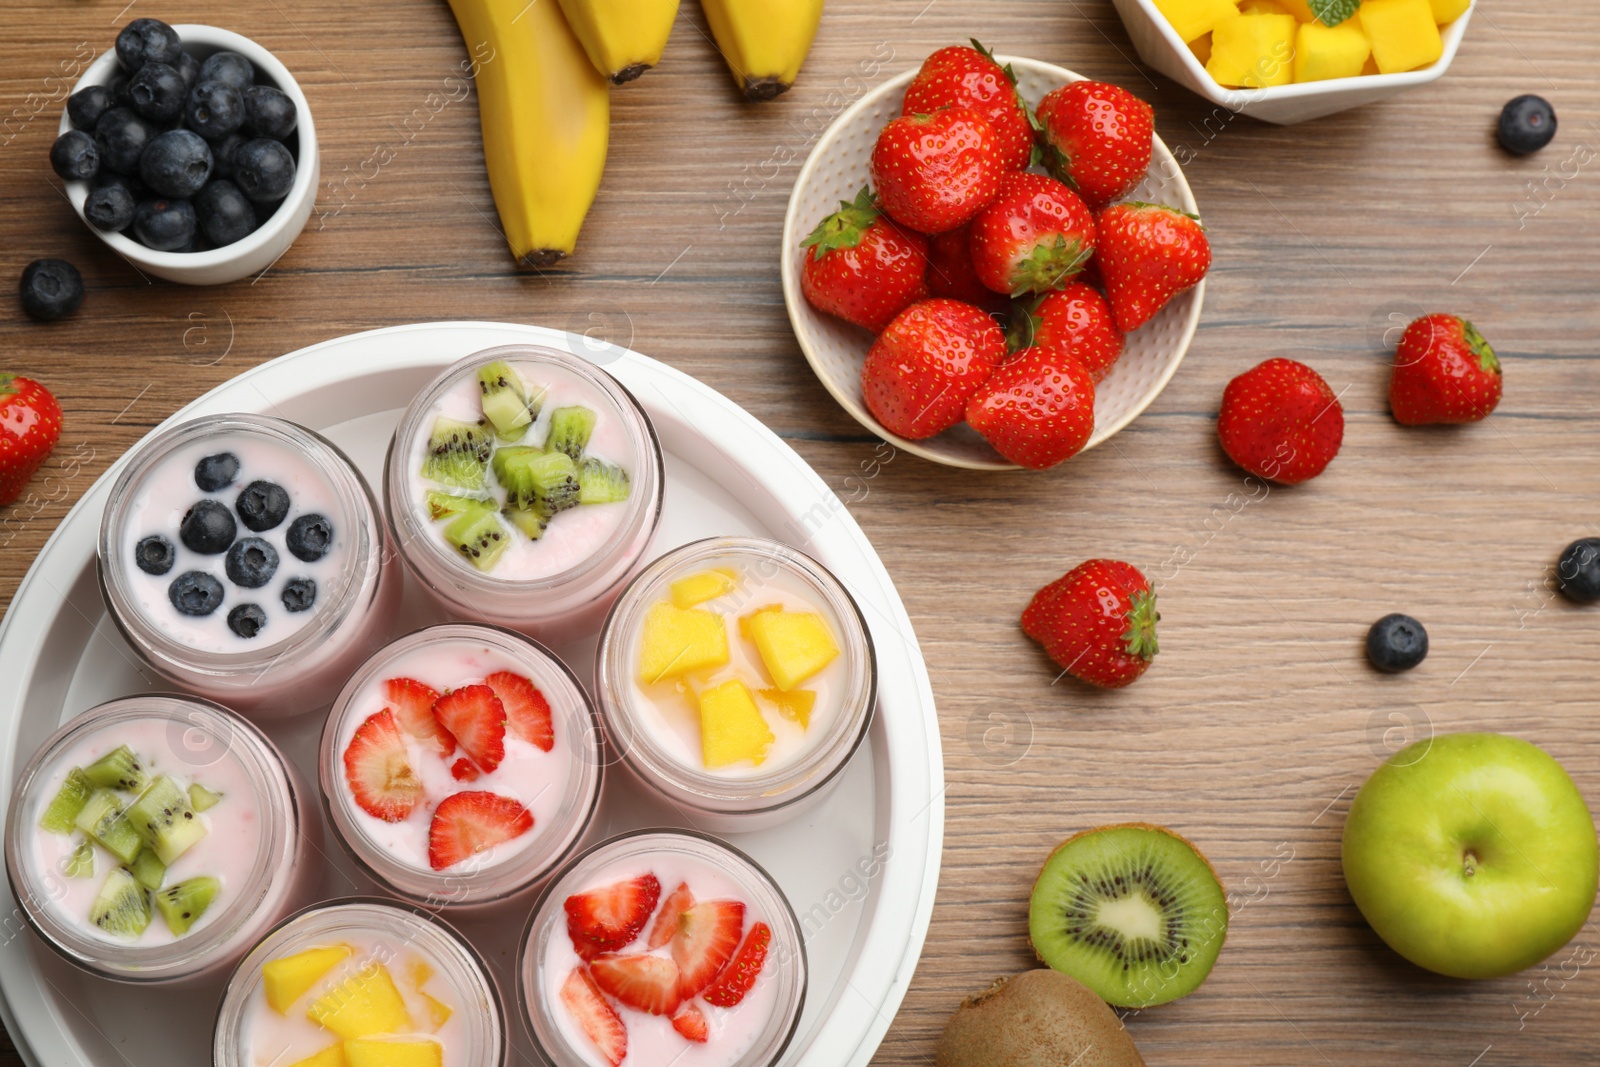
[139,129,212,199]
[285,513,334,562]
[1555,537,1600,603]
[232,138,295,203]
[50,130,100,181]
[236,480,290,531]
[281,577,316,613]
[132,197,198,251]
[227,603,267,638]
[194,451,240,491]
[208,132,246,180]
[194,181,256,246]
[168,571,225,616]
[184,80,244,140]
[19,259,85,322]
[67,85,115,131]
[241,86,297,141]
[85,181,137,232]
[1497,95,1557,156]
[178,498,237,554]
[198,52,255,93]
[116,18,184,74]
[134,535,176,576]
[175,49,201,91]
[94,107,157,175]
[127,61,187,124]
[1365,613,1428,672]
[225,536,279,588]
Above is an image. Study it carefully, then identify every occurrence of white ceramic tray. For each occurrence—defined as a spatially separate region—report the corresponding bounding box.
[0,321,944,1066]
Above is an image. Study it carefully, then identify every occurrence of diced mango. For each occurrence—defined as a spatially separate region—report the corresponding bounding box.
[638,602,729,683]
[288,1047,346,1067]
[307,964,411,1040]
[1240,0,1289,16]
[1189,30,1215,63]
[745,610,840,691]
[1294,19,1371,81]
[264,945,353,1015]
[1276,0,1316,22]
[405,957,434,990]
[1361,55,1380,74]
[1428,0,1469,21]
[1209,13,1296,86]
[343,1038,443,1067]
[698,680,775,768]
[1358,0,1442,72]
[759,687,816,729]
[418,990,453,1032]
[1154,0,1240,42]
[737,603,781,641]
[670,569,739,609]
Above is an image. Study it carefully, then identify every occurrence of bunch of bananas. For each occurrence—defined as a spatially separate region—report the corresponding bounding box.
[444,0,826,268]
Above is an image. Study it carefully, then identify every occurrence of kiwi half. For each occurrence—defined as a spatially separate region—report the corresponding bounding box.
[1028,823,1227,1008]
[937,969,1145,1067]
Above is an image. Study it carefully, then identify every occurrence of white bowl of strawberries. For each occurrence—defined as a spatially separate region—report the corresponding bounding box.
[782,46,1210,470]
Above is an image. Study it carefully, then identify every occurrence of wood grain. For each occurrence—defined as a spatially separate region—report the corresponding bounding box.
[3,0,1599,1063]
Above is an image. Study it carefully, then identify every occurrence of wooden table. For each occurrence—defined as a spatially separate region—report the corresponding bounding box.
[3,0,1598,1062]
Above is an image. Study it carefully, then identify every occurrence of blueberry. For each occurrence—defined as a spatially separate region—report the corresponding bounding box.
[1555,538,1600,603]
[241,86,297,141]
[286,513,333,562]
[128,61,186,124]
[85,180,137,232]
[139,129,212,198]
[174,49,201,91]
[208,132,246,180]
[93,169,147,200]
[225,536,279,588]
[184,80,244,140]
[134,534,175,576]
[232,138,295,203]
[198,52,255,93]
[93,107,156,175]
[236,480,290,531]
[67,85,115,131]
[116,18,183,74]
[19,259,84,322]
[281,577,316,613]
[50,130,101,181]
[194,451,239,491]
[132,197,197,252]
[1497,95,1557,156]
[194,180,257,246]
[1366,613,1428,672]
[178,498,236,554]
[227,603,267,638]
[108,74,133,107]
[168,571,225,616]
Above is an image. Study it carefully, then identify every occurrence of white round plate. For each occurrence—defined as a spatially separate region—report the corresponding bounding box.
[782,56,1205,471]
[0,322,943,1067]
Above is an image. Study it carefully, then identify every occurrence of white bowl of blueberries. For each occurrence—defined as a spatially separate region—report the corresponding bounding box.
[51,19,318,286]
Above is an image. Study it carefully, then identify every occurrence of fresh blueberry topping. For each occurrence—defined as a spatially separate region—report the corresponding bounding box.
[128,61,187,124]
[139,128,212,199]
[115,18,183,74]
[85,181,137,232]
[197,51,255,93]
[174,49,201,91]
[1497,95,1557,156]
[134,535,176,576]
[232,138,295,203]
[168,571,225,616]
[93,108,156,175]
[50,130,100,181]
[224,537,279,588]
[1365,613,1428,672]
[1556,538,1600,603]
[132,197,197,251]
[208,132,246,181]
[184,80,244,140]
[280,577,316,613]
[67,85,115,131]
[285,513,333,562]
[194,181,256,246]
[227,603,267,638]
[19,259,85,322]
[194,451,240,492]
[241,86,297,140]
[178,499,236,554]
[236,480,290,532]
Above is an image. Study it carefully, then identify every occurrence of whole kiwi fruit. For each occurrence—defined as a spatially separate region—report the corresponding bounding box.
[936,969,1146,1067]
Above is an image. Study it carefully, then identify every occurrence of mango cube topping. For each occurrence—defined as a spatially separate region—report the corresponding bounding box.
[1294,19,1371,81]
[343,1038,443,1067]
[1428,0,1469,23]
[759,687,816,729]
[288,1047,346,1067]
[1184,0,1459,84]
[1154,0,1239,42]
[638,602,729,683]
[1209,13,1296,87]
[418,990,454,1032]
[1274,0,1316,21]
[744,609,840,691]
[405,957,434,990]
[698,680,775,768]
[1359,0,1442,72]
[670,568,739,609]
[307,963,411,1040]
[264,944,353,1015]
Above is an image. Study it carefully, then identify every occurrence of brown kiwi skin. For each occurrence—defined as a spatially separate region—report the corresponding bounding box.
[936,969,1146,1067]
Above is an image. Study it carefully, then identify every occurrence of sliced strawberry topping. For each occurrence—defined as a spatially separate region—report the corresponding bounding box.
[432,684,505,774]
[343,709,423,823]
[671,899,746,999]
[701,921,771,1008]
[565,873,661,961]
[647,881,695,950]
[450,758,480,782]
[560,966,626,1066]
[485,670,554,751]
[426,790,533,871]
[671,1002,709,1043]
[590,953,682,1016]
[383,677,452,756]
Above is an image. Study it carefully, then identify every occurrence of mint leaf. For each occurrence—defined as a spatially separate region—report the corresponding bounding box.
[1309,0,1359,25]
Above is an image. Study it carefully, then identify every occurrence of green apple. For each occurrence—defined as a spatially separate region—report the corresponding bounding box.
[1342,731,1598,979]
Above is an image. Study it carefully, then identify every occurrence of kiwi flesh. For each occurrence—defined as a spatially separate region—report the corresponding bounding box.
[937,969,1145,1067]
[547,405,597,459]
[187,783,223,812]
[38,768,94,834]
[73,789,143,865]
[83,745,150,794]
[477,360,540,440]
[90,868,151,939]
[425,490,488,522]
[444,507,511,572]
[578,458,631,505]
[128,848,167,891]
[125,775,208,866]
[1028,823,1227,1008]
[154,876,220,936]
[421,416,493,490]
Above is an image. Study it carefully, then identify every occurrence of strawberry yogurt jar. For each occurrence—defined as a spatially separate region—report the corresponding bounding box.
[319,623,604,908]
[97,413,398,717]
[521,830,806,1067]
[383,345,663,639]
[3,695,319,983]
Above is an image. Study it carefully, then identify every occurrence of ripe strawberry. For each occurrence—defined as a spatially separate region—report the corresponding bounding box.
[1035,80,1155,211]
[343,709,423,823]
[484,670,554,751]
[427,790,534,870]
[1095,202,1211,332]
[590,953,682,1016]
[700,922,771,1008]
[969,173,1096,297]
[1021,559,1158,688]
[0,374,62,507]
[901,40,1034,172]
[647,881,695,950]
[869,108,1003,235]
[1389,314,1503,425]
[1008,282,1124,381]
[926,223,1007,312]
[431,684,505,774]
[566,874,662,960]
[965,348,1096,469]
[671,1002,709,1043]
[560,967,626,1066]
[862,299,1006,439]
[383,677,452,757]
[1218,358,1344,485]
[800,187,930,333]
[450,758,480,782]
[671,899,746,998]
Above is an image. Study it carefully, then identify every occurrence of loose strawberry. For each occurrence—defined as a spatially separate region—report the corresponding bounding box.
[1218,358,1344,485]
[671,1002,709,1043]
[1095,202,1210,332]
[969,173,1096,297]
[431,684,506,774]
[861,299,1006,439]
[672,899,746,999]
[700,922,771,1008]
[566,873,662,961]
[647,881,696,950]
[926,223,1007,313]
[426,790,533,870]
[590,953,682,1016]
[966,348,1096,469]
[1389,314,1503,425]
[901,40,1034,172]
[484,670,554,752]
[1035,80,1154,211]
[1008,282,1124,381]
[0,374,62,508]
[343,709,424,823]
[450,758,480,782]
[560,967,627,1067]
[869,108,1004,235]
[383,677,452,757]
[1021,559,1158,688]
[800,187,930,333]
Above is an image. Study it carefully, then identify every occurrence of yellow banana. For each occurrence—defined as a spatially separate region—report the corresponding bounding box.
[557,0,680,83]
[699,0,824,100]
[444,0,609,266]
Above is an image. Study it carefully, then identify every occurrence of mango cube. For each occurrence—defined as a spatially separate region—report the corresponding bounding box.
[1189,30,1215,63]
[343,1039,443,1067]
[264,945,353,1014]
[418,990,453,1031]
[698,680,775,768]
[638,602,729,683]
[1358,0,1442,72]
[1154,0,1239,42]
[744,610,840,691]
[1239,0,1289,17]
[288,1047,346,1067]
[670,568,739,609]
[1428,0,1470,23]
[759,687,816,729]
[1275,0,1316,22]
[737,603,781,641]
[1209,13,1296,86]
[1294,19,1371,81]
[405,957,434,990]
[307,964,411,1040]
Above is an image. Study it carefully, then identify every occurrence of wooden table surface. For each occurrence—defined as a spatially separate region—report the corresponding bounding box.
[3,0,1599,1062]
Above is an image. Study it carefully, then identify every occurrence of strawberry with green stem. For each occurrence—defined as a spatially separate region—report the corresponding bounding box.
[1022,559,1159,688]
[1389,314,1502,425]
[969,173,1097,297]
[799,187,930,333]
[901,39,1036,172]
[1007,282,1124,381]
[1035,80,1154,211]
